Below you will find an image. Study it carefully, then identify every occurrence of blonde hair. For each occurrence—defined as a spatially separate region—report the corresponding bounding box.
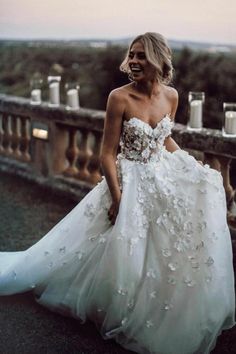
[120,32,173,85]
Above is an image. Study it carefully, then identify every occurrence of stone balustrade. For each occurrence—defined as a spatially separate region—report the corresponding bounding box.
[0,94,105,196]
[0,94,236,233]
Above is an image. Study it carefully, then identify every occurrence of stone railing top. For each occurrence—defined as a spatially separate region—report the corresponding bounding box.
[0,94,236,158]
[172,124,236,159]
[0,94,105,132]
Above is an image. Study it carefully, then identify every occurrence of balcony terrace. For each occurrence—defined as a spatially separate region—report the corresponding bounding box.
[0,94,236,352]
[0,94,236,233]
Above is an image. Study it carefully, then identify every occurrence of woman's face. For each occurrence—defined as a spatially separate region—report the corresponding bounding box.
[128,41,156,82]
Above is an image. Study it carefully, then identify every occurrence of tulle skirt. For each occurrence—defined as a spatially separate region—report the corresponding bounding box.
[0,149,235,354]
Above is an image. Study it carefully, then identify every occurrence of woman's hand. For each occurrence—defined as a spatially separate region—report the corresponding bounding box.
[108,196,121,225]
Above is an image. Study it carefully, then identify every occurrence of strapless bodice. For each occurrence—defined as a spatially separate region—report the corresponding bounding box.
[119,115,173,163]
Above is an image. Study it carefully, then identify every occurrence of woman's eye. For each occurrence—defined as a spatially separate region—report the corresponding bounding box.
[138,54,146,59]
[128,52,146,60]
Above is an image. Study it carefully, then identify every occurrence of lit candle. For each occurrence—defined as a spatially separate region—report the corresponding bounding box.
[32,128,48,140]
[225,111,236,135]
[31,89,41,104]
[66,88,79,109]
[49,82,60,105]
[189,100,202,129]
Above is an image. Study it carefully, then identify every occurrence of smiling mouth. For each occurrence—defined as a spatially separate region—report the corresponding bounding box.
[130,67,142,73]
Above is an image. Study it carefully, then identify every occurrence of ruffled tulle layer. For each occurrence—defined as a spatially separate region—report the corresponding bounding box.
[0,149,235,354]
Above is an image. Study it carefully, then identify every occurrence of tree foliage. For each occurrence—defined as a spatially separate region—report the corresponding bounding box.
[173,48,236,128]
[0,42,236,129]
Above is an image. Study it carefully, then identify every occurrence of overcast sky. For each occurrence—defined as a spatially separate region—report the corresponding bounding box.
[0,0,236,44]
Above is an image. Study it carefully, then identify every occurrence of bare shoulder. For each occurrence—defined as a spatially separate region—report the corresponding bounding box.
[163,85,178,102]
[108,84,132,104]
[162,85,179,118]
[105,85,130,123]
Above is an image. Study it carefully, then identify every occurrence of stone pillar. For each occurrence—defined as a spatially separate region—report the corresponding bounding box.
[49,122,68,174]
[204,152,221,171]
[30,119,68,177]
[218,156,235,207]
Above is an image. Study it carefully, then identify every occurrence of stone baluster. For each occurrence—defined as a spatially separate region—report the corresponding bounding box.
[77,128,92,181]
[217,156,235,206]
[205,152,235,209]
[88,131,103,184]
[63,127,79,176]
[0,113,3,153]
[217,156,236,229]
[19,116,31,162]
[2,113,13,155]
[50,123,68,175]
[11,115,21,158]
[204,152,221,171]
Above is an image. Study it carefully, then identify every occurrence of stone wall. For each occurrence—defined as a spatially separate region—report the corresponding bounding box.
[0,94,235,233]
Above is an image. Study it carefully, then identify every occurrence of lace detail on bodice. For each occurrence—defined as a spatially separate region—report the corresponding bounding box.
[119,116,173,163]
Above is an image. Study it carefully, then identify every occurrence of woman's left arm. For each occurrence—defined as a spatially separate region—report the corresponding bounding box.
[164,88,181,153]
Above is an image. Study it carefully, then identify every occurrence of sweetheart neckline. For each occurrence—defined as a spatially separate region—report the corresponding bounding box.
[124,115,172,130]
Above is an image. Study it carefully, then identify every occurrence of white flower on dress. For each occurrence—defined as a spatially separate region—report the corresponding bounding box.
[163,300,173,311]
[121,317,128,326]
[117,288,128,296]
[145,320,154,328]
[119,116,172,163]
[183,276,196,287]
[84,203,96,218]
[205,256,214,267]
[150,291,157,299]
[146,268,156,278]
[168,262,178,271]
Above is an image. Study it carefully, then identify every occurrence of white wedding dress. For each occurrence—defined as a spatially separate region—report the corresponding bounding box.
[0,116,235,354]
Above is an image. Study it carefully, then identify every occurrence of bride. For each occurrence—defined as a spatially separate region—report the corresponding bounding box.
[0,32,235,354]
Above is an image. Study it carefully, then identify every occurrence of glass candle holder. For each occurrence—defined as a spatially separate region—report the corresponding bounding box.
[188,92,205,130]
[30,77,43,105]
[223,102,236,137]
[65,82,80,110]
[48,76,61,107]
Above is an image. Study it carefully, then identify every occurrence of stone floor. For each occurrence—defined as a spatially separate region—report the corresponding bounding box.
[0,171,235,354]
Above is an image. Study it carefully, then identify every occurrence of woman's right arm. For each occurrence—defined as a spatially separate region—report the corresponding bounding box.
[100,90,125,224]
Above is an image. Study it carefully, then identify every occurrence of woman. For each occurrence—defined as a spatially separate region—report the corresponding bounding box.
[101,33,179,226]
[0,32,235,354]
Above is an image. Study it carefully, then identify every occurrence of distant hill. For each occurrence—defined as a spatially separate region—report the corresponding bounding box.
[0,37,235,53]
[105,37,236,53]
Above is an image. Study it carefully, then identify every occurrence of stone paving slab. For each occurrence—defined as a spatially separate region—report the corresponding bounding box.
[0,171,235,353]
